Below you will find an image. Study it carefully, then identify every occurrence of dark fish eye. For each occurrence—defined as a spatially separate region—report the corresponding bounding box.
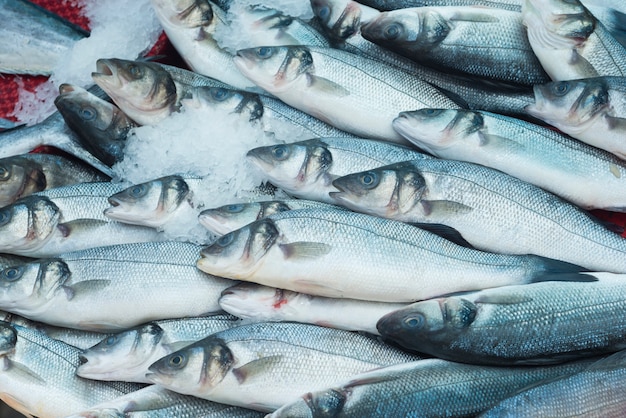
[359,172,379,189]
[384,23,402,40]
[315,5,331,23]
[256,47,274,59]
[168,353,187,369]
[0,209,12,227]
[270,145,289,161]
[217,232,235,247]
[1,266,24,282]
[552,82,570,96]
[104,335,118,346]
[210,88,231,102]
[403,314,425,329]
[80,106,97,121]
[128,184,147,198]
[0,166,9,180]
[128,64,142,78]
[422,108,443,116]
[225,204,244,213]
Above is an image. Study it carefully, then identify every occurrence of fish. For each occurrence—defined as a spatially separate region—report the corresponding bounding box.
[479,349,626,417]
[197,208,587,303]
[525,76,626,160]
[377,273,626,365]
[198,199,347,235]
[0,241,234,331]
[522,0,626,81]
[0,153,110,208]
[361,6,549,86]
[0,0,88,75]
[268,357,596,418]
[392,108,626,211]
[219,282,406,335]
[54,83,139,167]
[78,314,239,383]
[146,321,422,411]
[0,321,16,356]
[246,137,430,203]
[233,45,461,143]
[0,322,142,418]
[330,159,626,273]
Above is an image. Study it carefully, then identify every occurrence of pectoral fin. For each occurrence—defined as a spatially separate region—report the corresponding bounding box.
[293,279,344,298]
[477,131,524,152]
[420,200,473,217]
[474,293,533,305]
[306,74,350,97]
[3,357,46,386]
[450,11,499,23]
[605,115,626,131]
[232,355,284,384]
[279,242,332,259]
[62,280,111,300]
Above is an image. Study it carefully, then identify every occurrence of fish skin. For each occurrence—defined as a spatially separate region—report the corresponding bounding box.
[54,84,138,167]
[479,349,626,417]
[246,137,430,203]
[197,207,586,303]
[526,77,626,160]
[0,153,110,208]
[268,357,597,418]
[146,321,422,412]
[331,158,626,272]
[0,241,233,331]
[78,314,239,383]
[233,45,461,143]
[0,322,142,418]
[377,274,626,365]
[219,282,406,335]
[392,108,626,211]
[361,6,549,86]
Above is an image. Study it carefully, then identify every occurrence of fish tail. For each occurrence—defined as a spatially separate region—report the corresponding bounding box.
[530,256,595,283]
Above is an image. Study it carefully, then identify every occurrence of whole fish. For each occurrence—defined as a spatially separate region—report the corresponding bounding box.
[246,137,430,203]
[0,241,233,331]
[233,45,461,143]
[525,77,626,160]
[522,0,626,80]
[393,108,626,211]
[480,349,626,417]
[268,357,596,418]
[198,199,347,235]
[219,282,406,335]
[0,0,88,75]
[146,322,422,411]
[361,6,549,86]
[377,274,626,365]
[54,83,139,166]
[0,153,109,208]
[197,208,586,303]
[0,322,142,418]
[330,159,626,272]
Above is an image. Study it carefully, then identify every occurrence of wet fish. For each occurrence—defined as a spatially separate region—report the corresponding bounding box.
[246,137,430,203]
[0,241,233,331]
[525,77,626,160]
[361,6,549,86]
[0,153,109,208]
[146,321,421,411]
[0,322,142,418]
[522,0,626,80]
[268,357,596,418]
[219,282,406,335]
[78,314,239,383]
[233,45,461,143]
[199,199,346,235]
[330,159,626,272]
[197,208,586,303]
[377,274,626,365]
[393,108,626,211]
[54,83,138,166]
[0,321,16,356]
[0,0,87,75]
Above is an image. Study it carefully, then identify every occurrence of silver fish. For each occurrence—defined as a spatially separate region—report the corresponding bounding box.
[246,137,430,203]
[377,273,626,365]
[197,208,586,303]
[146,322,421,411]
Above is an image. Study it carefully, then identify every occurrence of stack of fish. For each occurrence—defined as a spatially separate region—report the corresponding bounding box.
[1,0,626,416]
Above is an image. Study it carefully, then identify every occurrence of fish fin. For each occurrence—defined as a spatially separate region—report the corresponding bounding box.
[231,355,283,384]
[293,280,344,298]
[449,11,499,23]
[279,242,332,259]
[306,74,350,97]
[58,219,109,237]
[605,115,626,131]
[3,357,46,386]
[567,51,598,78]
[63,280,111,297]
[476,131,524,152]
[530,272,598,284]
[345,367,402,388]
[420,200,473,217]
[597,10,626,48]
[411,223,474,248]
[474,294,533,305]
[584,350,626,372]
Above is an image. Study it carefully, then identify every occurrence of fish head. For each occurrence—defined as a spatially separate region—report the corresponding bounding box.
[0,197,60,252]
[77,323,165,381]
[0,322,17,356]
[198,202,265,235]
[311,0,375,41]
[92,58,177,126]
[270,388,346,418]
[181,86,263,122]
[331,161,427,219]
[219,282,295,319]
[146,336,234,395]
[522,0,594,45]
[151,0,214,28]
[234,46,314,94]
[246,140,333,197]
[0,156,46,208]
[105,176,191,228]
[198,218,279,279]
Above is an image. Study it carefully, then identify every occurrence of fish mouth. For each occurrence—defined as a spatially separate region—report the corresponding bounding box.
[58,83,76,95]
[107,197,121,208]
[92,59,120,88]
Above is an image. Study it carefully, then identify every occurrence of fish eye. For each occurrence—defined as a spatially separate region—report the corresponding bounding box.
[552,82,570,96]
[0,209,12,227]
[128,64,142,78]
[403,314,425,329]
[210,88,231,102]
[128,184,147,198]
[315,5,331,23]
[384,23,402,40]
[216,233,235,247]
[270,145,289,161]
[255,47,274,59]
[167,353,187,369]
[359,172,379,189]
[0,166,10,180]
[225,204,244,213]
[80,106,97,121]
[104,335,118,346]
[422,108,443,117]
[0,266,24,282]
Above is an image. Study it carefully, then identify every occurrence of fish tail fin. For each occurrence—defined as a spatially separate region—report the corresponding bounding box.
[530,272,598,283]
[530,257,594,283]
